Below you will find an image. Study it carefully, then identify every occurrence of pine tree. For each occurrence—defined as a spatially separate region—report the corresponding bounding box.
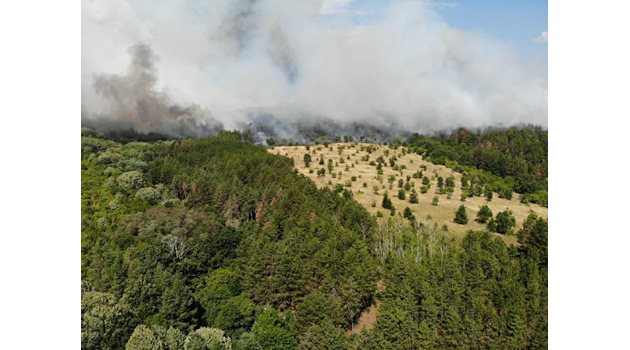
[409,190,419,204]
[476,205,493,224]
[382,195,393,209]
[454,205,468,224]
[403,207,415,221]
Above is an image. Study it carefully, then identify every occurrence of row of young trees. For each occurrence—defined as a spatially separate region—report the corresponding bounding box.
[454,205,518,234]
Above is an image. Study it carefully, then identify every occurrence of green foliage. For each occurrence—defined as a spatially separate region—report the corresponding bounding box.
[487,218,498,232]
[82,292,134,350]
[408,190,418,204]
[303,154,311,168]
[476,205,493,224]
[495,209,517,234]
[117,170,145,190]
[370,222,547,349]
[381,194,393,209]
[184,328,232,350]
[299,321,349,350]
[432,196,439,206]
[82,132,546,349]
[125,325,167,350]
[135,187,162,204]
[294,290,344,334]
[213,295,256,337]
[403,207,415,221]
[397,189,405,200]
[251,308,297,350]
[195,268,242,325]
[518,213,548,266]
[454,205,468,224]
[408,127,547,193]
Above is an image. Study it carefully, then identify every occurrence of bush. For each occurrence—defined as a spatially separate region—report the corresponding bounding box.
[397,189,406,200]
[403,207,415,221]
[454,205,468,224]
[117,171,145,190]
[409,190,419,204]
[382,195,393,209]
[476,205,493,224]
[495,209,516,234]
[432,196,439,206]
[487,218,498,232]
[303,153,312,167]
[134,187,162,205]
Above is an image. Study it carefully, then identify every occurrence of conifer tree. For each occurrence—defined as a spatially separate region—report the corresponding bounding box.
[454,205,468,224]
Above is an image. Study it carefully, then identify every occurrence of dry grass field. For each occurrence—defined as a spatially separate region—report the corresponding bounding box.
[271,143,547,245]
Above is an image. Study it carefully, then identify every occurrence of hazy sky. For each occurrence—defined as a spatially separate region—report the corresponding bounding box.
[82,0,548,136]
[322,0,547,59]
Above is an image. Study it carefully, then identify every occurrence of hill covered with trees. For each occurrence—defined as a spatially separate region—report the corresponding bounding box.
[406,126,548,206]
[81,130,547,349]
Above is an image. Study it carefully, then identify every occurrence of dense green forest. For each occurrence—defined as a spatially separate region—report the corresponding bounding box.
[81,129,547,349]
[405,126,548,206]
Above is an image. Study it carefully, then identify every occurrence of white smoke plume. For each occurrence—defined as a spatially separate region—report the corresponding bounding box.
[82,0,547,139]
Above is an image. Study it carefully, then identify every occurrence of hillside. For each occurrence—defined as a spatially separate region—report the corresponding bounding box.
[272,142,547,244]
[82,131,548,349]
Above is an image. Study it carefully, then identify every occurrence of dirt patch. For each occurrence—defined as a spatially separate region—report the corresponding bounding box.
[348,301,381,336]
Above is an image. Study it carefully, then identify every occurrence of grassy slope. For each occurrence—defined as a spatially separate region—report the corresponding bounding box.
[271,143,548,245]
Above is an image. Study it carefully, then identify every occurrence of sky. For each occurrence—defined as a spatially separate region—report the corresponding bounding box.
[322,0,548,60]
[82,0,548,138]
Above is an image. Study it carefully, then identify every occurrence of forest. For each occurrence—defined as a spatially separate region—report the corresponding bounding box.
[406,126,548,206]
[81,128,547,349]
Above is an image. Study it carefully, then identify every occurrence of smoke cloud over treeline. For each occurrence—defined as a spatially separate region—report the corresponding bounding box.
[82,0,547,141]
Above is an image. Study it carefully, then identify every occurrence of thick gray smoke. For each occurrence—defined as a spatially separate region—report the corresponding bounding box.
[82,0,547,140]
[83,44,222,137]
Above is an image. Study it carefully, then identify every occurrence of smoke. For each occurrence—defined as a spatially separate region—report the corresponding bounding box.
[82,0,547,140]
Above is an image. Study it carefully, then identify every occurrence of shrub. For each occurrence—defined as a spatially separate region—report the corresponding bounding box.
[397,189,406,200]
[409,190,419,204]
[432,196,439,206]
[495,209,516,234]
[303,153,312,167]
[117,171,145,190]
[403,207,415,221]
[487,218,498,232]
[382,195,393,209]
[476,205,493,223]
[135,187,162,205]
[454,205,468,224]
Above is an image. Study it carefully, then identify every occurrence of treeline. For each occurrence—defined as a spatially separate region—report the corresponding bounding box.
[82,131,547,349]
[406,126,548,206]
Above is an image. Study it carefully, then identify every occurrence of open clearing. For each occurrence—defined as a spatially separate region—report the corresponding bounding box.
[271,143,547,244]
